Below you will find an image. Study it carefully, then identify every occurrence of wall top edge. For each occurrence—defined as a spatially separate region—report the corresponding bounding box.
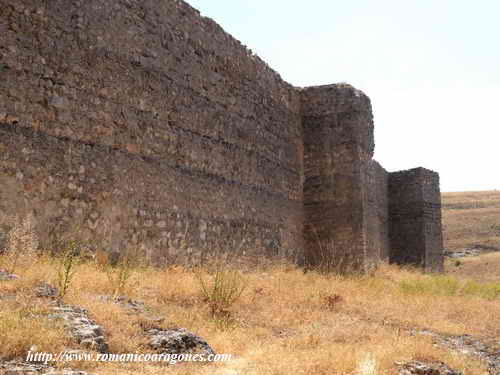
[389,167,440,178]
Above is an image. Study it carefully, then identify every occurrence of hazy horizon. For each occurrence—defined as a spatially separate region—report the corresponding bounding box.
[186,0,499,193]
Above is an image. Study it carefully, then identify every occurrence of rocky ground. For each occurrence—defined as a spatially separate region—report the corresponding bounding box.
[396,360,462,375]
[415,331,500,375]
[444,246,500,259]
[1,266,498,374]
[0,276,218,375]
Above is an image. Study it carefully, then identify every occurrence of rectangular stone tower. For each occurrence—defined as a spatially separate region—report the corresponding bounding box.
[301,84,376,272]
[388,168,444,272]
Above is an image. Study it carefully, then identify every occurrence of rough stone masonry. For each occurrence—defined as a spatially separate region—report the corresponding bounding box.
[0,0,443,272]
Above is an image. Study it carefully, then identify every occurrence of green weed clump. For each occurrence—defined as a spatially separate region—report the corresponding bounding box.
[461,280,500,300]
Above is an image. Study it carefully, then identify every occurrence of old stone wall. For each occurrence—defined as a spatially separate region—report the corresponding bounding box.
[388,168,444,272]
[0,0,443,270]
[0,0,303,262]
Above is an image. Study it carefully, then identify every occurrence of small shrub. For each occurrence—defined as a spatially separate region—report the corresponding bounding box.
[211,312,239,331]
[56,240,81,298]
[322,293,343,311]
[304,225,362,275]
[195,267,246,318]
[105,248,140,298]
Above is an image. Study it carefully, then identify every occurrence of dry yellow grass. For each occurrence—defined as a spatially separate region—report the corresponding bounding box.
[0,256,496,375]
[442,190,500,285]
[0,268,70,361]
[445,252,500,283]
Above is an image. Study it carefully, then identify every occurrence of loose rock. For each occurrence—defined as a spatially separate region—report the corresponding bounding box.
[0,361,97,375]
[415,330,500,375]
[0,270,20,281]
[34,282,59,298]
[397,360,461,375]
[147,328,215,357]
[444,246,499,258]
[48,303,108,353]
[96,295,164,323]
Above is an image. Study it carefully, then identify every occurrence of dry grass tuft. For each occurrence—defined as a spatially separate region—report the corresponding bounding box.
[0,294,69,361]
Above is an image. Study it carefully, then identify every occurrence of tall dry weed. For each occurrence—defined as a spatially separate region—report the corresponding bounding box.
[56,240,81,298]
[105,247,142,298]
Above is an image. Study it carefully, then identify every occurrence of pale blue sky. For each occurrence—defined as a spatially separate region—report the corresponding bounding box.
[187,1,499,192]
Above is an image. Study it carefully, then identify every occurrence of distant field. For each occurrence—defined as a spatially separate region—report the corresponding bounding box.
[442,190,500,283]
[442,190,500,252]
[445,252,500,283]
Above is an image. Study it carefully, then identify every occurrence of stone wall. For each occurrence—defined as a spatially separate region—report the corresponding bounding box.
[0,0,443,270]
[0,0,303,262]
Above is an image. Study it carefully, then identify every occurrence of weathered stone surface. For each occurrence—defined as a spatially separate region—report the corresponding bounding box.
[0,270,20,281]
[43,371,96,375]
[396,361,461,375]
[34,282,59,298]
[0,361,97,375]
[48,303,108,353]
[0,361,50,375]
[147,328,215,357]
[444,246,499,258]
[97,295,164,323]
[414,330,500,375]
[0,0,302,265]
